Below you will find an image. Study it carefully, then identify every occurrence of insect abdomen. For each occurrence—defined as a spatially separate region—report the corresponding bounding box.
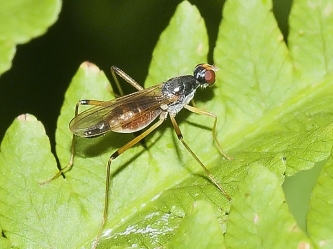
[110,108,162,133]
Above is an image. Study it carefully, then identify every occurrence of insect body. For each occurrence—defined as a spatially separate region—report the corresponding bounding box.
[50,63,230,247]
[71,64,215,137]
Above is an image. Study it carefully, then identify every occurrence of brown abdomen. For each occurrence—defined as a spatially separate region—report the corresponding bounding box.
[108,105,162,133]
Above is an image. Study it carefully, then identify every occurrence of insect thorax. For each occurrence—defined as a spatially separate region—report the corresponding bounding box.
[161,75,199,115]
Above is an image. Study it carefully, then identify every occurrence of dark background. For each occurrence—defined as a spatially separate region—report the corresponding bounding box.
[0,0,292,144]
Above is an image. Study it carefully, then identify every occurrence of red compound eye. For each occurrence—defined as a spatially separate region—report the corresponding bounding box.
[204,70,215,84]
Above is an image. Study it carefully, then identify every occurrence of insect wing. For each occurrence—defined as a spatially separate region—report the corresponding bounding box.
[70,84,178,137]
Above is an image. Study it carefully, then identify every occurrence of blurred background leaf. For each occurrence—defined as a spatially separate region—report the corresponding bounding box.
[0,0,61,75]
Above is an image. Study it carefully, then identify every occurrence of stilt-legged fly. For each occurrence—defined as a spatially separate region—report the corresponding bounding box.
[47,63,231,247]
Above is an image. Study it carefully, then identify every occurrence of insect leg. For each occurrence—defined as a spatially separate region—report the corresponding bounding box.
[95,115,166,244]
[42,100,109,185]
[111,66,144,96]
[185,105,231,160]
[169,114,231,201]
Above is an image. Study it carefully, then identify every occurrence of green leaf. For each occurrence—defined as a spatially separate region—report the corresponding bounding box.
[145,0,208,87]
[0,0,61,75]
[169,200,225,249]
[289,0,333,85]
[307,158,333,248]
[59,2,224,248]
[214,0,333,245]
[0,114,99,248]
[214,0,333,176]
[2,0,333,248]
[225,164,312,248]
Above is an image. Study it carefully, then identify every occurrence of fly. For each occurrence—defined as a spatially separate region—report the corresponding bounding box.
[46,63,231,247]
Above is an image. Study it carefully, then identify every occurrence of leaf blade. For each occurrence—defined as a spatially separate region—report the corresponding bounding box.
[307,158,333,248]
[225,164,312,249]
[289,0,333,85]
[0,0,61,75]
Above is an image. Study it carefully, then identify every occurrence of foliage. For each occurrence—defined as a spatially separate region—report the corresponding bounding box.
[1,0,333,248]
[0,0,61,75]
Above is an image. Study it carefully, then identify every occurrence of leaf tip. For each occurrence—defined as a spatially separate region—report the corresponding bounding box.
[80,61,101,74]
[17,113,37,122]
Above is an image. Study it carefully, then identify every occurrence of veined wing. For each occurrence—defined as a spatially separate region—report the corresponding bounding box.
[70,84,179,137]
